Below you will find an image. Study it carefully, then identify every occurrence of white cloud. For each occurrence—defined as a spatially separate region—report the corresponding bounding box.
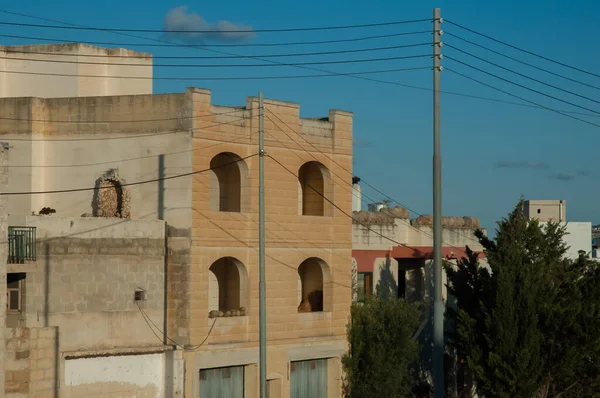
[163,6,256,43]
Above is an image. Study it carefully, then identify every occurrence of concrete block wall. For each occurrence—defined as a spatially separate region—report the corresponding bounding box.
[4,327,58,398]
[9,217,167,352]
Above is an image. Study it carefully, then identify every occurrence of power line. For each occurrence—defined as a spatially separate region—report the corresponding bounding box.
[7,10,599,124]
[136,302,216,351]
[445,67,600,129]
[1,42,430,60]
[0,10,440,99]
[445,44,600,106]
[3,115,255,142]
[444,19,600,79]
[0,16,432,33]
[0,65,431,81]
[445,55,600,116]
[445,32,600,92]
[0,106,246,125]
[0,30,431,48]
[1,53,431,68]
[264,109,483,250]
[7,8,598,120]
[0,153,258,195]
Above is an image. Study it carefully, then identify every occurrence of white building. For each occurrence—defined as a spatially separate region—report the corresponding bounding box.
[0,43,152,98]
[524,200,592,260]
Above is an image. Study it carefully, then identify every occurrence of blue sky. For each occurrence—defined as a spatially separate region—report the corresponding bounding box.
[1,0,599,235]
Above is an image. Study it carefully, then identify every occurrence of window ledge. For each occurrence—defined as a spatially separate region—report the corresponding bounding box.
[297,311,331,321]
[208,315,248,327]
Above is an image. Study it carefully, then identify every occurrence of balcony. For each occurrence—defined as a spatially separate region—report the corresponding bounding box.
[8,226,36,264]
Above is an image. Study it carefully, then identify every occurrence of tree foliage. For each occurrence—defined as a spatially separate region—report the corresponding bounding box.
[342,296,421,398]
[446,199,600,397]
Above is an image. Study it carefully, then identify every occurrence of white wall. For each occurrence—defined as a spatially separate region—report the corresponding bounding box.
[5,131,193,230]
[0,43,152,98]
[64,351,184,397]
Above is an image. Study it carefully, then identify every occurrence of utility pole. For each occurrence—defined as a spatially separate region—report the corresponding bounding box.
[258,92,267,398]
[432,8,445,398]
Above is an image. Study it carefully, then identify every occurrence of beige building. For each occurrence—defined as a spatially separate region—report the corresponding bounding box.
[523,199,566,222]
[0,43,152,98]
[351,195,487,303]
[1,79,353,396]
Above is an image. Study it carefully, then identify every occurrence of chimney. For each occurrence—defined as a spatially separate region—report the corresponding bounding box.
[352,176,361,212]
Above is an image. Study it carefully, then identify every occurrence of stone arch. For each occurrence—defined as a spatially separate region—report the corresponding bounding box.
[91,169,131,218]
[297,257,332,313]
[208,257,249,315]
[209,152,250,213]
[298,161,332,216]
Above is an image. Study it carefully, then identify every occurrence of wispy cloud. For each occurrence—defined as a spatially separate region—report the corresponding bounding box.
[163,6,255,43]
[495,160,549,170]
[353,139,373,149]
[548,169,594,181]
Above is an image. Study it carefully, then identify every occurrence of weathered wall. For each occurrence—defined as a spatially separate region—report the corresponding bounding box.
[186,89,353,397]
[0,144,9,393]
[4,327,58,398]
[0,43,152,98]
[9,216,167,352]
[62,350,184,398]
[0,92,193,230]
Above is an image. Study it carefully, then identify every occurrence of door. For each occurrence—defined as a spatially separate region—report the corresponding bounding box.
[290,359,327,398]
[199,366,244,398]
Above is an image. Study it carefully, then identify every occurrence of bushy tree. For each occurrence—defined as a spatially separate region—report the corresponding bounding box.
[342,296,420,398]
[446,199,600,397]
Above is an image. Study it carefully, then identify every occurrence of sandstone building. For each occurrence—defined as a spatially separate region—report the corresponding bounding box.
[1,42,353,397]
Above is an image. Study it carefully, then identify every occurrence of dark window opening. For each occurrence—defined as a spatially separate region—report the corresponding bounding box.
[7,273,25,312]
[357,272,373,301]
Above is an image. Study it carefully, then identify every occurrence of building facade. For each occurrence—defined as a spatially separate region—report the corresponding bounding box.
[0,43,152,98]
[1,82,353,397]
[524,199,592,260]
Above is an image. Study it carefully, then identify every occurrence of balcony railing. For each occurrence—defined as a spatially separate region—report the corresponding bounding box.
[8,226,37,264]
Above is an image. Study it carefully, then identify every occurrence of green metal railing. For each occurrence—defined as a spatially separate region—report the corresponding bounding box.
[8,226,36,264]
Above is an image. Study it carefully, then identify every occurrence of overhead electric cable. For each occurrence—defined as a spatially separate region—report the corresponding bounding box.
[0,30,431,48]
[445,19,600,79]
[445,55,600,116]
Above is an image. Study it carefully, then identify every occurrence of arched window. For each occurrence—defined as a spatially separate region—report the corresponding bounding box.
[298,162,330,216]
[297,258,330,313]
[208,257,249,316]
[210,152,249,212]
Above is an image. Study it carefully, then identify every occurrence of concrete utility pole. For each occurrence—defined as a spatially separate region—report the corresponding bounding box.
[432,8,445,398]
[258,92,267,398]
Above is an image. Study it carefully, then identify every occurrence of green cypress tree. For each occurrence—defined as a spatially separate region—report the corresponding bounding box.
[446,200,563,397]
[342,296,420,398]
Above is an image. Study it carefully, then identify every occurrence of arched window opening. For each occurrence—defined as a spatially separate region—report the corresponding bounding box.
[210,152,246,212]
[298,162,326,216]
[297,258,325,313]
[208,257,249,318]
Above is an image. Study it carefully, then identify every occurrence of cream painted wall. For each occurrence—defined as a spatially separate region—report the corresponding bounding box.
[0,43,152,98]
[63,351,184,398]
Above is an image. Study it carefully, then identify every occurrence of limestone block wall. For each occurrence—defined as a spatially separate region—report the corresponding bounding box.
[185,89,353,397]
[4,327,58,398]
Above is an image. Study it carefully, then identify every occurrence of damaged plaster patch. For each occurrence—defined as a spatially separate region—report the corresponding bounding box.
[90,168,132,218]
